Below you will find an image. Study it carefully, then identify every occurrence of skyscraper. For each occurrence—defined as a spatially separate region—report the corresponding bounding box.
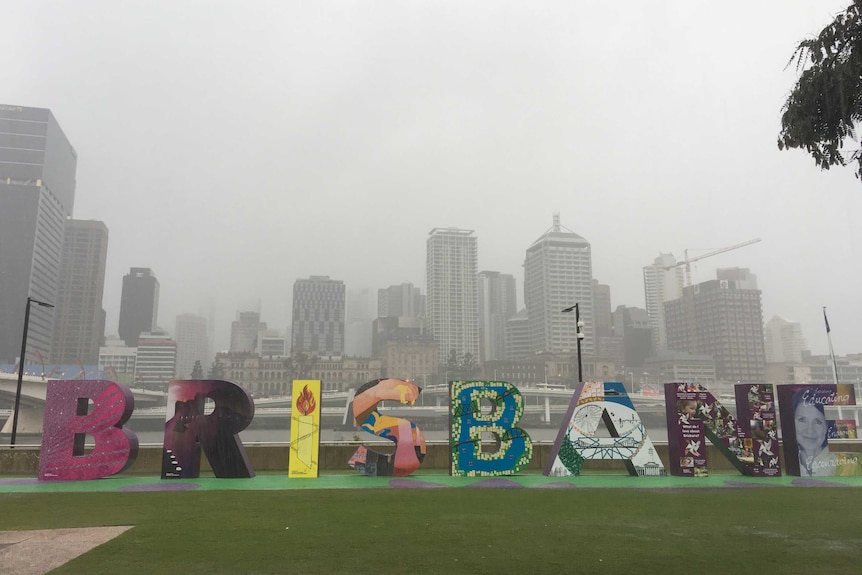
[591,280,612,340]
[174,313,211,379]
[51,219,109,364]
[345,288,373,357]
[478,271,517,363]
[664,268,766,383]
[643,253,685,354]
[764,315,808,364]
[291,276,345,357]
[524,214,594,355]
[230,311,266,353]
[426,228,479,365]
[377,283,425,318]
[612,305,652,369]
[0,105,77,363]
[118,268,160,347]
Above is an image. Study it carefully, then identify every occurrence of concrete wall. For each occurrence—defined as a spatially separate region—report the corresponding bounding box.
[5,441,859,476]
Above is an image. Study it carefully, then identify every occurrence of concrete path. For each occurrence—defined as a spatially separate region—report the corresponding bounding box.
[0,526,132,575]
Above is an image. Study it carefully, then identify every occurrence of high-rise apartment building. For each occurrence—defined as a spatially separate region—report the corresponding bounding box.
[478,271,517,363]
[377,283,425,318]
[291,276,345,357]
[524,214,594,355]
[425,228,479,365]
[664,268,766,383]
[643,253,685,354]
[230,311,265,353]
[118,268,160,347]
[0,105,77,363]
[174,313,211,379]
[51,219,108,364]
[764,315,808,364]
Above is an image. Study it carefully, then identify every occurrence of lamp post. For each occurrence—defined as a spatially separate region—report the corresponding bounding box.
[11,296,55,446]
[561,303,584,383]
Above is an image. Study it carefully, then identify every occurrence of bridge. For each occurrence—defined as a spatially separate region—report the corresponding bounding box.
[0,373,165,434]
[0,375,668,435]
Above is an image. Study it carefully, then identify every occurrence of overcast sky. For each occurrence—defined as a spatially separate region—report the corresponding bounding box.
[4,1,861,356]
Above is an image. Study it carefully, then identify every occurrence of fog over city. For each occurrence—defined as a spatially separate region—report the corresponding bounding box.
[4,0,861,355]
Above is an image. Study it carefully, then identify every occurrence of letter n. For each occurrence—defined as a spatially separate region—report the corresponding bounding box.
[665,382,781,477]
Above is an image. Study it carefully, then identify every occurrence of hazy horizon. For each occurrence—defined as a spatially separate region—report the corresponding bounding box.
[4,1,861,356]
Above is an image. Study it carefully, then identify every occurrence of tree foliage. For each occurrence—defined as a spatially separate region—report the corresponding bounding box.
[190,360,204,379]
[443,349,479,380]
[778,1,862,179]
[207,360,225,379]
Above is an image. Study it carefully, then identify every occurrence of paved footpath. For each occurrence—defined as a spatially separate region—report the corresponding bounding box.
[2,472,861,493]
[0,526,132,575]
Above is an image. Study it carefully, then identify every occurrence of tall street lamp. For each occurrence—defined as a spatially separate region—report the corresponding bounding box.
[11,296,54,447]
[561,303,584,383]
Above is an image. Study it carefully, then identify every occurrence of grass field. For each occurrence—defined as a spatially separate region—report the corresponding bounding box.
[2,487,861,574]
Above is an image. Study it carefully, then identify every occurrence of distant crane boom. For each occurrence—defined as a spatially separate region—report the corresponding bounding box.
[664,237,762,286]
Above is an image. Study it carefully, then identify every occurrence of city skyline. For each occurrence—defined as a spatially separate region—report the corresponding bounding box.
[3,1,861,358]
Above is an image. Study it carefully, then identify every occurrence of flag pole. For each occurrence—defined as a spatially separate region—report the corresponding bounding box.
[823,306,840,386]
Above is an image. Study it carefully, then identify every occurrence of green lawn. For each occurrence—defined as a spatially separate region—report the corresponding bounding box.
[2,488,861,574]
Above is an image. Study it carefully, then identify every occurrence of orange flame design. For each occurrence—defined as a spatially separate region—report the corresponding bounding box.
[296,385,316,416]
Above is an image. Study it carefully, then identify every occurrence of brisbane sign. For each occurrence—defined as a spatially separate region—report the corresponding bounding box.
[34,378,860,481]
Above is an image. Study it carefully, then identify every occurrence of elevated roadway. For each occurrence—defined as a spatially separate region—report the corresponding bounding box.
[0,375,669,435]
[0,373,164,434]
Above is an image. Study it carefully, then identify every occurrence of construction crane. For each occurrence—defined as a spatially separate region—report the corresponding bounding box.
[663,237,762,287]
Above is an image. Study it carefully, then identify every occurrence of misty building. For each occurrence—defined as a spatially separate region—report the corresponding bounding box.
[258,330,286,358]
[372,316,429,357]
[0,105,77,363]
[372,319,437,382]
[291,275,345,357]
[118,268,160,347]
[478,271,517,363]
[51,219,108,365]
[524,214,594,356]
[135,332,176,390]
[764,315,808,364]
[612,305,653,369]
[644,351,716,388]
[98,337,137,384]
[378,283,425,318]
[174,313,211,379]
[230,311,266,353]
[591,279,616,358]
[592,280,612,339]
[426,228,479,365]
[345,288,373,357]
[664,268,766,383]
[504,308,530,360]
[643,253,685,354]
